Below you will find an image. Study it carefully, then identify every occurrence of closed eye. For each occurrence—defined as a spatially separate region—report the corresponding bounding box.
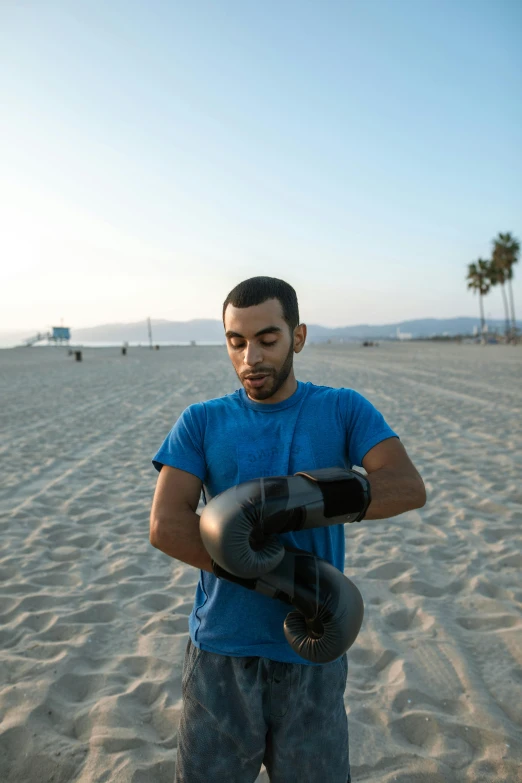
[230,341,277,349]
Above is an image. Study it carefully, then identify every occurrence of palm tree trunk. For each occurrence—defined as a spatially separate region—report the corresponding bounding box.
[479,293,485,342]
[507,277,517,343]
[500,283,510,340]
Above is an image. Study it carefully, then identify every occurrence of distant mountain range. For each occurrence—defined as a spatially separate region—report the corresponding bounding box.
[2,316,520,347]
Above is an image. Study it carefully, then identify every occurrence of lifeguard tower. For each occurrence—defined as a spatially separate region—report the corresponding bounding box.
[49,326,71,345]
[23,326,71,347]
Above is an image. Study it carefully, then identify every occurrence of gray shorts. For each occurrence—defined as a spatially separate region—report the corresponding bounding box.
[175,638,351,783]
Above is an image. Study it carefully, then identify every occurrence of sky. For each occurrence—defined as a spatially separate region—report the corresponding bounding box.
[1,0,521,333]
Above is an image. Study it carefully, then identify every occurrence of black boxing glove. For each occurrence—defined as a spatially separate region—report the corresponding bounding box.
[200,467,370,578]
[211,545,364,664]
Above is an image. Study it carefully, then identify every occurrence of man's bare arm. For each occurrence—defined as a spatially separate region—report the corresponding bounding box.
[361,438,426,520]
[150,465,213,573]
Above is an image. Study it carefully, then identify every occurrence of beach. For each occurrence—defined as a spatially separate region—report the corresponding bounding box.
[1,341,521,783]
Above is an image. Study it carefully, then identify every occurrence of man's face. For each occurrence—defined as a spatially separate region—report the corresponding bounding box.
[224,298,303,402]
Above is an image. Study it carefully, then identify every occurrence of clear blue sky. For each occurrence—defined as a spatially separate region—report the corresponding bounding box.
[1,0,521,331]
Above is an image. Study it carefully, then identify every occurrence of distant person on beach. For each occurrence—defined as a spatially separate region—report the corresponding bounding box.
[150,276,426,783]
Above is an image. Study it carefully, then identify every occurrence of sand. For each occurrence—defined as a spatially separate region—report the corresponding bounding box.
[0,341,521,783]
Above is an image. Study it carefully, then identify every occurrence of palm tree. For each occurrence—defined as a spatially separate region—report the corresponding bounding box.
[466,259,491,340]
[491,232,520,342]
[487,259,510,340]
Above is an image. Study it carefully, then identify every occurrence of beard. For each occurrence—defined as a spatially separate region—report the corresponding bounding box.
[239,341,294,401]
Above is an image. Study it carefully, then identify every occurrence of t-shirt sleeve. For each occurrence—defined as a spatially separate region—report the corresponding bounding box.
[152,403,206,481]
[341,389,399,468]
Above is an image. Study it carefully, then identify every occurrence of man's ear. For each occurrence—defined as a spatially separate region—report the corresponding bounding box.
[294,323,307,353]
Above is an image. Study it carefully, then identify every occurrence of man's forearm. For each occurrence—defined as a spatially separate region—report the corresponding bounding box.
[363,468,426,520]
[151,510,213,573]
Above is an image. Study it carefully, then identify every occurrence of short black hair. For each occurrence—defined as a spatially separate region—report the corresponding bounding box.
[222,276,299,332]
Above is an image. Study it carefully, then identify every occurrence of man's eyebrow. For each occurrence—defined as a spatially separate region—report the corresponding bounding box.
[225,326,283,339]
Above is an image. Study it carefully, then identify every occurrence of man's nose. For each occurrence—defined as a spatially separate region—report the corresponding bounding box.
[243,342,263,366]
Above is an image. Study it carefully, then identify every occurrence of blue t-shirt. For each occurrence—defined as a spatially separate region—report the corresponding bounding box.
[152,381,398,664]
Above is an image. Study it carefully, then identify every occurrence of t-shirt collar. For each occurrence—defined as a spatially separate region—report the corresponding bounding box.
[239,380,306,412]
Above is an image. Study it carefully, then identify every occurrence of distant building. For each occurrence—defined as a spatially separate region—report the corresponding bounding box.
[51,326,70,340]
[396,327,413,341]
[50,327,71,345]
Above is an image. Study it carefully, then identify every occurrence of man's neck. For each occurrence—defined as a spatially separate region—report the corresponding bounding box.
[249,374,298,405]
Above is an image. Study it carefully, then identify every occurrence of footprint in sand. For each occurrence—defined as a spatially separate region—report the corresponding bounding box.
[67,534,100,548]
[50,671,124,704]
[140,614,189,635]
[365,562,412,580]
[18,611,56,633]
[137,593,175,612]
[0,565,17,581]
[456,614,520,631]
[482,527,516,544]
[49,546,79,561]
[114,654,175,680]
[390,577,466,598]
[37,622,79,643]
[390,579,445,598]
[124,680,165,707]
[130,760,177,783]
[65,602,118,623]
[390,711,475,768]
[383,607,434,633]
[391,687,461,716]
[31,572,81,587]
[492,552,522,570]
[0,595,19,616]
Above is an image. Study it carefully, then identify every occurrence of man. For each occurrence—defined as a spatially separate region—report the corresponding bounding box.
[150,276,426,783]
